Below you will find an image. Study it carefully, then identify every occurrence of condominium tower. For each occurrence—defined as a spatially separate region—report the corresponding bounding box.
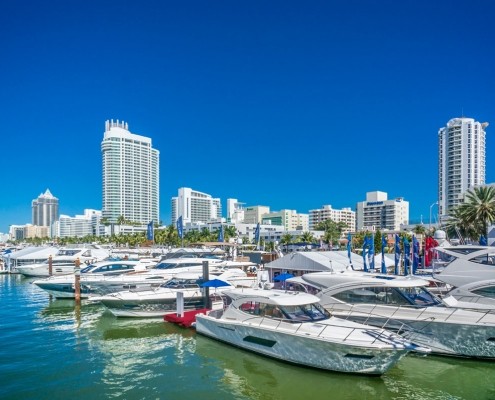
[101,120,160,224]
[171,187,222,224]
[438,117,488,216]
[32,189,59,228]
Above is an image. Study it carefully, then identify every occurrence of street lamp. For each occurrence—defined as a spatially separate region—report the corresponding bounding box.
[429,202,439,229]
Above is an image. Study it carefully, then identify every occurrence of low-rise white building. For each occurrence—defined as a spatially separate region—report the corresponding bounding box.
[309,205,355,231]
[356,191,409,231]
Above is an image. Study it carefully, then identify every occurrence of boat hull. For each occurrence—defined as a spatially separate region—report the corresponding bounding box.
[330,309,495,359]
[195,316,408,375]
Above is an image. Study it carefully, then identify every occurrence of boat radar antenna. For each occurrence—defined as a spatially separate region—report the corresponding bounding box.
[329,260,334,273]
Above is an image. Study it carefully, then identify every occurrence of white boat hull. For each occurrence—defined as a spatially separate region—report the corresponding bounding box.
[329,306,495,359]
[195,315,409,375]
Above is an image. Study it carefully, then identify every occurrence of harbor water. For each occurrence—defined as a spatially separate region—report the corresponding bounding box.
[1,274,494,400]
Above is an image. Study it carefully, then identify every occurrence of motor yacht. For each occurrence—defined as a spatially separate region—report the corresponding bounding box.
[32,260,150,298]
[16,245,110,277]
[289,271,495,359]
[91,272,235,318]
[443,279,495,309]
[195,287,427,375]
[432,245,495,288]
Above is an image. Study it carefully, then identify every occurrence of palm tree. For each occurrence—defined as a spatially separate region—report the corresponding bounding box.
[449,186,495,241]
[300,231,315,244]
[280,233,293,253]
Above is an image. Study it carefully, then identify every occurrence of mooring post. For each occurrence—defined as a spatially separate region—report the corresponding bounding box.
[202,260,210,309]
[48,255,53,276]
[74,258,81,304]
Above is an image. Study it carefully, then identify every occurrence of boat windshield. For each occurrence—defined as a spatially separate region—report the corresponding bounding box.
[160,278,201,289]
[395,286,442,306]
[278,303,330,322]
[57,250,82,256]
[240,301,330,322]
[154,262,202,270]
[332,286,442,307]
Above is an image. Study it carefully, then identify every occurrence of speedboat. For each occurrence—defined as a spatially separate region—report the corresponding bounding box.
[91,272,235,317]
[16,245,110,277]
[195,287,428,375]
[32,260,150,298]
[289,271,495,359]
[432,245,495,288]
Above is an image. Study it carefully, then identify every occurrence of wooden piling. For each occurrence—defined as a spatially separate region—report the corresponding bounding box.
[74,258,81,304]
[48,255,53,276]
[202,260,210,309]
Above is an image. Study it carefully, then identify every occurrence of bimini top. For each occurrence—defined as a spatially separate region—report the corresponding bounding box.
[223,288,320,306]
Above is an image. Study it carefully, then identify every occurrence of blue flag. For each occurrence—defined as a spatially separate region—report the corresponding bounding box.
[146,221,154,242]
[218,225,224,242]
[368,235,375,271]
[362,235,369,272]
[176,216,183,239]
[412,235,419,274]
[381,235,387,274]
[480,235,488,246]
[254,223,260,249]
[403,237,410,275]
[347,233,353,268]
[394,234,400,275]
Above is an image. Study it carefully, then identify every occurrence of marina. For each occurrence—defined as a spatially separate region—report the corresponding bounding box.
[1,273,495,400]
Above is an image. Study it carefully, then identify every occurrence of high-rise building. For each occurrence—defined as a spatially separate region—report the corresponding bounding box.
[309,205,356,231]
[32,189,59,228]
[101,120,160,225]
[438,117,488,217]
[356,191,409,231]
[171,187,222,224]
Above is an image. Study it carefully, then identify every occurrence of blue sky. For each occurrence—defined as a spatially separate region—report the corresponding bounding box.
[1,0,494,233]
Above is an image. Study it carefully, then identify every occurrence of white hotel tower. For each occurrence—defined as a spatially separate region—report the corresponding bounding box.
[101,120,160,225]
[438,117,488,217]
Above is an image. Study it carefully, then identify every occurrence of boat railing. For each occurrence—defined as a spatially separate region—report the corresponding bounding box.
[238,314,408,346]
[327,303,431,338]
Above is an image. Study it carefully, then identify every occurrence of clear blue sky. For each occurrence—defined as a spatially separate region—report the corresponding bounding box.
[1,0,494,233]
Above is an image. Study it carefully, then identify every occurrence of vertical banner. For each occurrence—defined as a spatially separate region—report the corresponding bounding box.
[381,234,387,274]
[394,234,400,275]
[403,237,410,275]
[147,220,154,242]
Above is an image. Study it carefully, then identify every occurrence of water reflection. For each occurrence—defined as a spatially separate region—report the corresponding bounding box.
[32,289,495,400]
[195,336,495,400]
[195,335,390,400]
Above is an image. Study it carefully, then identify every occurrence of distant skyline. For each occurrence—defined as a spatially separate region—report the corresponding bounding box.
[1,1,494,233]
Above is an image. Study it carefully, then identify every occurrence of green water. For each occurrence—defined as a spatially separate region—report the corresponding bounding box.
[0,275,494,399]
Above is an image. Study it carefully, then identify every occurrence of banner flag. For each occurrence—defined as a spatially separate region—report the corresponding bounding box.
[381,234,387,274]
[146,221,154,242]
[394,234,400,275]
[412,235,419,274]
[403,237,410,275]
[218,225,224,242]
[176,216,184,239]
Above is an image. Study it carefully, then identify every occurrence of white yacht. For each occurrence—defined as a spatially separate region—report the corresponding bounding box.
[289,271,495,359]
[444,279,495,309]
[432,245,495,288]
[91,272,236,318]
[195,287,427,375]
[32,260,150,298]
[16,245,110,277]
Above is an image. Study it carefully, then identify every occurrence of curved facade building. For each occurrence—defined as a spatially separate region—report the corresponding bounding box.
[438,117,487,217]
[101,120,159,225]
